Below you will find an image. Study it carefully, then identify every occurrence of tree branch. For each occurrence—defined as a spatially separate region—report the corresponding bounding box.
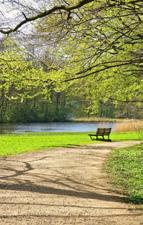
[64,60,139,82]
[0,0,94,34]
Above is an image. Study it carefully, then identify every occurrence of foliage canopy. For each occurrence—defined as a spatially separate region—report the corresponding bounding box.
[0,0,142,121]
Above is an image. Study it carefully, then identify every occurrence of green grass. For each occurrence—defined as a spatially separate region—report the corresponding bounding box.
[111,131,143,141]
[0,132,91,156]
[0,131,142,157]
[106,144,143,204]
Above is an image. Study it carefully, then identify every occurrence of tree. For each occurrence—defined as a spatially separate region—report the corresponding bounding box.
[0,0,142,80]
[0,0,142,119]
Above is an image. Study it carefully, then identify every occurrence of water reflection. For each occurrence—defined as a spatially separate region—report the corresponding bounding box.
[0,122,115,134]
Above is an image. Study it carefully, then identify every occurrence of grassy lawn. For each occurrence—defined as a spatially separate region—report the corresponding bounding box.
[111,131,143,141]
[0,131,142,157]
[106,144,143,204]
[0,132,91,156]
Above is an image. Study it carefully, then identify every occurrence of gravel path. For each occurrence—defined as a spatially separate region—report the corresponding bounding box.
[0,141,142,225]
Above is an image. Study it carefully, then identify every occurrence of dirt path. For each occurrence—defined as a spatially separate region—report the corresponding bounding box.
[0,141,142,225]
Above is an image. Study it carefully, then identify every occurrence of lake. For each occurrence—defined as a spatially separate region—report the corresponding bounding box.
[0,122,115,134]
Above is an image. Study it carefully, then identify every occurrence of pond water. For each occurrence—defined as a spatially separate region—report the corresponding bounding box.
[0,122,116,134]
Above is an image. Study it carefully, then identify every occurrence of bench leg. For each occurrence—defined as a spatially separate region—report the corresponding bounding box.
[108,135,111,141]
[89,135,96,141]
[89,135,93,141]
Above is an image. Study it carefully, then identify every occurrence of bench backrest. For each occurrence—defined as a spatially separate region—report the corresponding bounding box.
[96,128,111,135]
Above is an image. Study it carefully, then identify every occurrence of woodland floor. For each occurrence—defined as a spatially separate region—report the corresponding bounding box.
[0,141,142,225]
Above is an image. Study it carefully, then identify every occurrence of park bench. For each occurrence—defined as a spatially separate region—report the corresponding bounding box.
[88,128,112,141]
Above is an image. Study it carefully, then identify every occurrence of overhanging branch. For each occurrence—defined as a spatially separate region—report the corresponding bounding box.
[0,0,94,34]
[64,60,139,82]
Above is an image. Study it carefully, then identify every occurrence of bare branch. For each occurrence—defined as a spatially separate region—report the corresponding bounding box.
[0,0,94,34]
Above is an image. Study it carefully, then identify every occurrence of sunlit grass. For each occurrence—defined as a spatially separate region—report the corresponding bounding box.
[0,132,91,156]
[106,144,143,204]
[111,131,142,141]
[0,131,142,156]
